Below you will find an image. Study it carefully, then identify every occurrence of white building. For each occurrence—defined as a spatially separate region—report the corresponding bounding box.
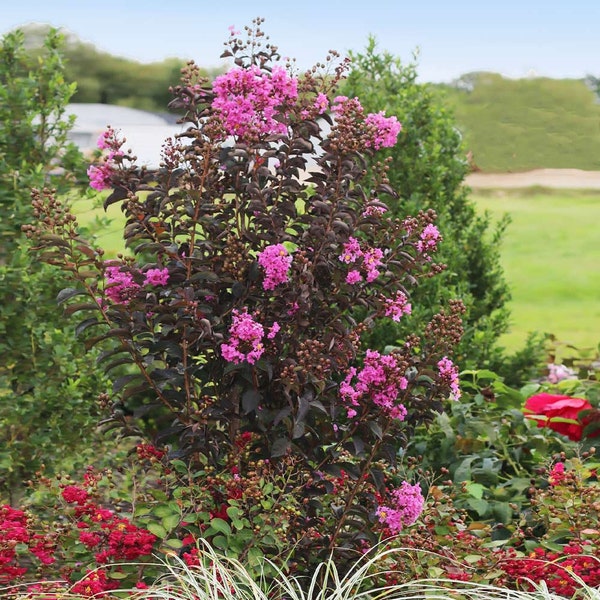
[66,103,185,169]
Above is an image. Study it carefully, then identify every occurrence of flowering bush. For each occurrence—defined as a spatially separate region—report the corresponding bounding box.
[22,18,467,578]
[0,465,158,596]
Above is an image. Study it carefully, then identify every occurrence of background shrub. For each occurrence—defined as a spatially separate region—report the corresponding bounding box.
[340,39,545,377]
[0,28,109,503]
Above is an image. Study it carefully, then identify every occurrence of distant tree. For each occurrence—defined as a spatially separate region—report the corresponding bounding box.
[20,23,223,112]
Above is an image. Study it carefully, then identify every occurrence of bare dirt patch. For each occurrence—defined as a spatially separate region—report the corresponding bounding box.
[466,168,600,189]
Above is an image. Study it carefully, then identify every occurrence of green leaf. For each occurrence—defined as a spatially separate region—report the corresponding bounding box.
[146,522,167,539]
[467,497,489,517]
[466,481,485,499]
[209,518,231,536]
[107,571,129,579]
[212,534,228,550]
[162,514,180,531]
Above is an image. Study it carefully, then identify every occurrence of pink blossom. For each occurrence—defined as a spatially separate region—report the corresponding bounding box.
[267,322,280,339]
[331,95,364,114]
[547,363,577,384]
[362,204,388,217]
[438,356,461,400]
[339,237,363,264]
[363,247,383,282]
[88,129,125,190]
[384,291,412,321]
[212,65,298,140]
[87,163,114,191]
[346,270,363,285]
[258,244,292,290]
[377,481,424,534]
[104,266,140,304]
[548,462,567,486]
[364,111,402,149]
[221,309,265,365]
[340,350,408,420]
[314,93,329,114]
[417,224,441,256]
[143,268,169,286]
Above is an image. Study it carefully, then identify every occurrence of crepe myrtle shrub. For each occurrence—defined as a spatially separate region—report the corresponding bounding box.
[25,20,465,567]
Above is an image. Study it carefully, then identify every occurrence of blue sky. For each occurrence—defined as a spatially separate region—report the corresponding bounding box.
[2,0,598,82]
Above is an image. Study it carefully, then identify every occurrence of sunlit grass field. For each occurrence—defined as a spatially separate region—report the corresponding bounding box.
[472,187,600,353]
[71,187,600,354]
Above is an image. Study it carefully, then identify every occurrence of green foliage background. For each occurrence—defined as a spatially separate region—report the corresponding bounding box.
[340,39,520,372]
[0,28,109,503]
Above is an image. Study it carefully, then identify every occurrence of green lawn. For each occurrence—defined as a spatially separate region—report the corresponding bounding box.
[472,188,600,353]
[70,193,128,256]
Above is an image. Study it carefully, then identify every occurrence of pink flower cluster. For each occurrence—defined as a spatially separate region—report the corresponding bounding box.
[383,291,412,321]
[416,223,441,257]
[547,362,577,384]
[331,96,402,150]
[103,266,169,304]
[339,237,384,283]
[548,462,567,486]
[377,481,425,535]
[212,65,298,140]
[340,350,408,420]
[364,111,403,150]
[362,203,388,218]
[437,356,461,400]
[143,267,170,286]
[257,244,292,290]
[221,309,278,365]
[104,266,140,304]
[314,92,329,114]
[87,128,124,191]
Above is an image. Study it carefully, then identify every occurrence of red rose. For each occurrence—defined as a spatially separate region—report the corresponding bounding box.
[523,393,593,441]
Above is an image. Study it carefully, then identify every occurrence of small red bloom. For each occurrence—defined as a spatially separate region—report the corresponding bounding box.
[524,393,593,441]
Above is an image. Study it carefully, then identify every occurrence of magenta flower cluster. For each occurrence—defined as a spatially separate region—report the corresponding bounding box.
[364,111,403,150]
[340,350,408,420]
[332,96,402,150]
[104,266,169,304]
[221,309,279,365]
[104,267,140,305]
[87,129,124,191]
[338,237,384,284]
[143,268,170,287]
[416,223,441,257]
[211,65,298,140]
[376,481,425,534]
[437,356,461,400]
[257,244,292,290]
[383,291,412,322]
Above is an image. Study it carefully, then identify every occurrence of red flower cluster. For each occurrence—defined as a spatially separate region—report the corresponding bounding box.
[0,505,56,583]
[500,542,600,597]
[61,485,156,564]
[0,505,30,582]
[524,393,595,441]
[69,568,118,597]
